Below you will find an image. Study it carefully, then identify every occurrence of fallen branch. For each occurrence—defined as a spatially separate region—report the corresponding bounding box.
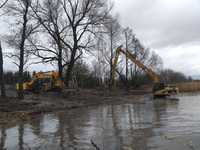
[91,139,100,150]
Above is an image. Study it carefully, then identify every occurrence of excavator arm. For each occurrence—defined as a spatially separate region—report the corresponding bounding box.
[112,46,160,84]
[112,46,179,98]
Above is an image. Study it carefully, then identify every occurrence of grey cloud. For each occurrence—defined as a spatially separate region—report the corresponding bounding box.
[114,0,200,48]
[112,0,200,75]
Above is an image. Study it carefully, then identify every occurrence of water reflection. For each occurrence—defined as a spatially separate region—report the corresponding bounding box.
[58,113,65,150]
[0,126,6,150]
[1,95,200,150]
[18,123,24,150]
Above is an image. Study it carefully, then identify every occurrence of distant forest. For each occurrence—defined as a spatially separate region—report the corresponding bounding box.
[3,66,192,89]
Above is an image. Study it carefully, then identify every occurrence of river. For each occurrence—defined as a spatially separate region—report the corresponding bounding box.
[0,94,200,150]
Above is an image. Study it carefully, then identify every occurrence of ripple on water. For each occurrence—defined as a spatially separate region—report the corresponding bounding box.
[0,94,200,149]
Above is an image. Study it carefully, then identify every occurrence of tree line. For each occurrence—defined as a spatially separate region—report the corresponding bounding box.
[0,0,190,99]
[1,66,191,89]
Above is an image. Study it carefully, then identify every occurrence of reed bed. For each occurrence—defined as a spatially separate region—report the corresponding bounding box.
[176,81,200,92]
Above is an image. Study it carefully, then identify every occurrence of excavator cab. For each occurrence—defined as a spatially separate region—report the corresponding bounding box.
[153,83,165,92]
[153,83,170,97]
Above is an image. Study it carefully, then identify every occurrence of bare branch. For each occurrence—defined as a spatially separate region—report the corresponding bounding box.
[0,0,8,9]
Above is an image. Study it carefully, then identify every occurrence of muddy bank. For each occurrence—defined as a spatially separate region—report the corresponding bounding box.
[0,89,148,113]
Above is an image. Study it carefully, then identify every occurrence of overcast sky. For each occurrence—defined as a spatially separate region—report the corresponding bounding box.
[113,0,200,76]
[1,0,200,76]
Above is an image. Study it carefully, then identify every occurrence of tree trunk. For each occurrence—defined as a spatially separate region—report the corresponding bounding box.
[55,24,63,79]
[109,29,114,88]
[18,58,24,99]
[134,49,138,83]
[18,3,29,99]
[65,28,78,87]
[125,31,129,90]
[65,48,77,87]
[125,31,128,81]
[0,42,6,98]
[65,61,75,87]
[57,43,63,79]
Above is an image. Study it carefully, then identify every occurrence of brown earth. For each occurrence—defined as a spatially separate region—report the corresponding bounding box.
[0,88,150,114]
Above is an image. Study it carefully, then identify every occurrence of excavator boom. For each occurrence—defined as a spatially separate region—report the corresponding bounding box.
[112,46,160,83]
[112,46,178,98]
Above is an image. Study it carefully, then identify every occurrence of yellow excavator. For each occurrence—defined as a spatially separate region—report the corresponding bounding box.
[16,71,64,92]
[112,46,179,98]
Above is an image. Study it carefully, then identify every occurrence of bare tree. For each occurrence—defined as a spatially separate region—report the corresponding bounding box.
[147,51,163,72]
[104,16,121,87]
[18,1,30,99]
[121,32,150,82]
[109,27,163,87]
[30,0,67,78]
[31,0,111,86]
[61,0,111,86]
[0,42,6,97]
[121,28,140,79]
[124,28,129,81]
[5,0,39,99]
[90,31,111,88]
[160,69,187,83]
[0,0,9,98]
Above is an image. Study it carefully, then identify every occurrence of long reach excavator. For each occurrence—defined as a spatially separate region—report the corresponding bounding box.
[112,46,179,98]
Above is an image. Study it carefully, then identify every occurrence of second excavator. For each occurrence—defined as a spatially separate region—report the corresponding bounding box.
[16,71,64,93]
[112,46,179,98]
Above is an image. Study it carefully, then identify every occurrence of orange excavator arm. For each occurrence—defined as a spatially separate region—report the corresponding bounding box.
[112,46,160,84]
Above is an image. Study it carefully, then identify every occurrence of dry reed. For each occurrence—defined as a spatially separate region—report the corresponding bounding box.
[176,81,200,92]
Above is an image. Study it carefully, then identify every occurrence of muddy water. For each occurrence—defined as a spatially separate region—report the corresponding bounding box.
[1,94,200,150]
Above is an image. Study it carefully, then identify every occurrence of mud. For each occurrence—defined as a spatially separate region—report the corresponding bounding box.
[0,89,147,113]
